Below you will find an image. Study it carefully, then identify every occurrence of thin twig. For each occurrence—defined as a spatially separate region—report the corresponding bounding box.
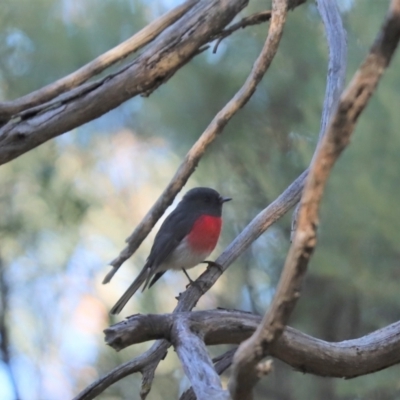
[72,344,168,400]
[213,11,272,53]
[229,1,400,399]
[0,0,199,123]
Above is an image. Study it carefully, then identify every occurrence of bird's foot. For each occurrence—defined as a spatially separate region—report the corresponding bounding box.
[183,268,206,294]
[202,260,224,272]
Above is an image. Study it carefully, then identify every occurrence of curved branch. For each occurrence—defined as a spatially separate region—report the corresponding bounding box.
[0,0,199,123]
[0,0,249,166]
[316,0,348,139]
[229,1,400,399]
[104,310,400,379]
[213,10,272,53]
[291,0,347,240]
[72,343,168,400]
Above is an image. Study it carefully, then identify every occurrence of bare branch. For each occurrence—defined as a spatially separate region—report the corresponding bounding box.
[179,348,238,400]
[316,0,348,139]
[213,11,272,53]
[0,0,249,166]
[172,317,230,400]
[104,310,259,350]
[0,0,199,123]
[229,1,400,399]
[291,0,347,241]
[72,343,168,400]
[105,0,290,283]
[106,309,400,379]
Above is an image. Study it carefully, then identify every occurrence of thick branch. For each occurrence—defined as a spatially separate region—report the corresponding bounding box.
[172,317,230,400]
[0,0,199,123]
[0,0,249,166]
[104,309,400,379]
[178,348,237,400]
[229,1,400,399]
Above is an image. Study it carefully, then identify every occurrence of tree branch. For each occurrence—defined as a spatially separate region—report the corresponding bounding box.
[180,348,237,400]
[72,343,168,400]
[213,11,272,53]
[172,316,230,400]
[76,305,400,400]
[291,0,347,241]
[0,0,199,123]
[104,309,400,379]
[0,0,249,166]
[229,1,400,399]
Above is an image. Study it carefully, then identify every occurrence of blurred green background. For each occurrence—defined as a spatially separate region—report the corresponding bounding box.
[1,0,400,399]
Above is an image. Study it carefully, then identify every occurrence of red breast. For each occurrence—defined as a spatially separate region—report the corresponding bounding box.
[187,214,222,253]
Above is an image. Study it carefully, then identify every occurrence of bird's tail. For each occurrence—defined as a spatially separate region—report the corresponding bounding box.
[109,266,149,315]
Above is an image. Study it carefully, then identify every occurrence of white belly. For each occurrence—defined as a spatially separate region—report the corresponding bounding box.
[157,237,212,272]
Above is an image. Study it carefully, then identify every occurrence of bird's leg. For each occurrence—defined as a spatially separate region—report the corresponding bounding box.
[202,260,224,272]
[182,268,205,294]
[182,268,195,285]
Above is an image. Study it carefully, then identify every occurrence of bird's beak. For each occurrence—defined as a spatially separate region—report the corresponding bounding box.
[220,196,232,203]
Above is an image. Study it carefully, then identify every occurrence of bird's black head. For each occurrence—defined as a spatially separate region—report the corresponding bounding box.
[181,187,231,216]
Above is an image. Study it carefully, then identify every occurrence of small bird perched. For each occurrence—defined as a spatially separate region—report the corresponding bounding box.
[110,187,231,315]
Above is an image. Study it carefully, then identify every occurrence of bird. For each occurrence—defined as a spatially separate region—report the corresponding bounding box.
[110,187,231,315]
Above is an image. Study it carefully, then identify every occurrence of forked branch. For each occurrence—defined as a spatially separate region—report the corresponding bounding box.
[104,309,400,380]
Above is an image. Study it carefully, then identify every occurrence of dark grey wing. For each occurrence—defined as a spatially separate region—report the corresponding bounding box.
[110,205,197,314]
[142,207,196,289]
